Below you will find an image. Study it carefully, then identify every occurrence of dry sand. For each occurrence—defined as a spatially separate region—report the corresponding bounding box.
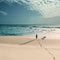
[0,36,60,60]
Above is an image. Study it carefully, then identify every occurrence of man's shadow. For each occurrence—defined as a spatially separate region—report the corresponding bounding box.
[19,39,35,45]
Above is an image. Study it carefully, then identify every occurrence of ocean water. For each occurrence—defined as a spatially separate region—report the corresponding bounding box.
[0,24,59,36]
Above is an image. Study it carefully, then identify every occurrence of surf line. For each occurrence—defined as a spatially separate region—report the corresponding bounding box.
[36,39,55,60]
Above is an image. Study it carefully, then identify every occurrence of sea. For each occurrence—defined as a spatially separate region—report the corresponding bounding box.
[0,24,60,36]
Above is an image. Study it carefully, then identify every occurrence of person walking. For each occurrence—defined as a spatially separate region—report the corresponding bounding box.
[36,34,38,40]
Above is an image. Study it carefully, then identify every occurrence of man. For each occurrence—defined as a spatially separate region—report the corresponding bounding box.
[36,34,38,40]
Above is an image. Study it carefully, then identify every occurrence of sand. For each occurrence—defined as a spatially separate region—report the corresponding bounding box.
[0,35,60,60]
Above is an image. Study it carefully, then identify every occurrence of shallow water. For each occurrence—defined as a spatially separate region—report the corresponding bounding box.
[0,24,60,36]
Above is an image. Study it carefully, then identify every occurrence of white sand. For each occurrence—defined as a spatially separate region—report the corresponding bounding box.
[0,35,60,60]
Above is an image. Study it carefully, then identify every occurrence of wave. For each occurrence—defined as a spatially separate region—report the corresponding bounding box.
[0,24,60,28]
[0,24,60,36]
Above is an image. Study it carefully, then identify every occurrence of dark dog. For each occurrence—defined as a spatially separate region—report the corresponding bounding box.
[41,36,46,40]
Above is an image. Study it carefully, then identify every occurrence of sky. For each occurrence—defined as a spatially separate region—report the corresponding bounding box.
[0,0,60,24]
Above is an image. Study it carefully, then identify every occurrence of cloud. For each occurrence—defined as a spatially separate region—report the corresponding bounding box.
[0,0,60,18]
[0,11,8,16]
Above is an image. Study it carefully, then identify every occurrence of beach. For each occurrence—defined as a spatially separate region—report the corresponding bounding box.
[0,34,60,60]
[0,0,60,60]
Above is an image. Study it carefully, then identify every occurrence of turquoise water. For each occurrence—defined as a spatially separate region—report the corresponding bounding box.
[0,24,59,36]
